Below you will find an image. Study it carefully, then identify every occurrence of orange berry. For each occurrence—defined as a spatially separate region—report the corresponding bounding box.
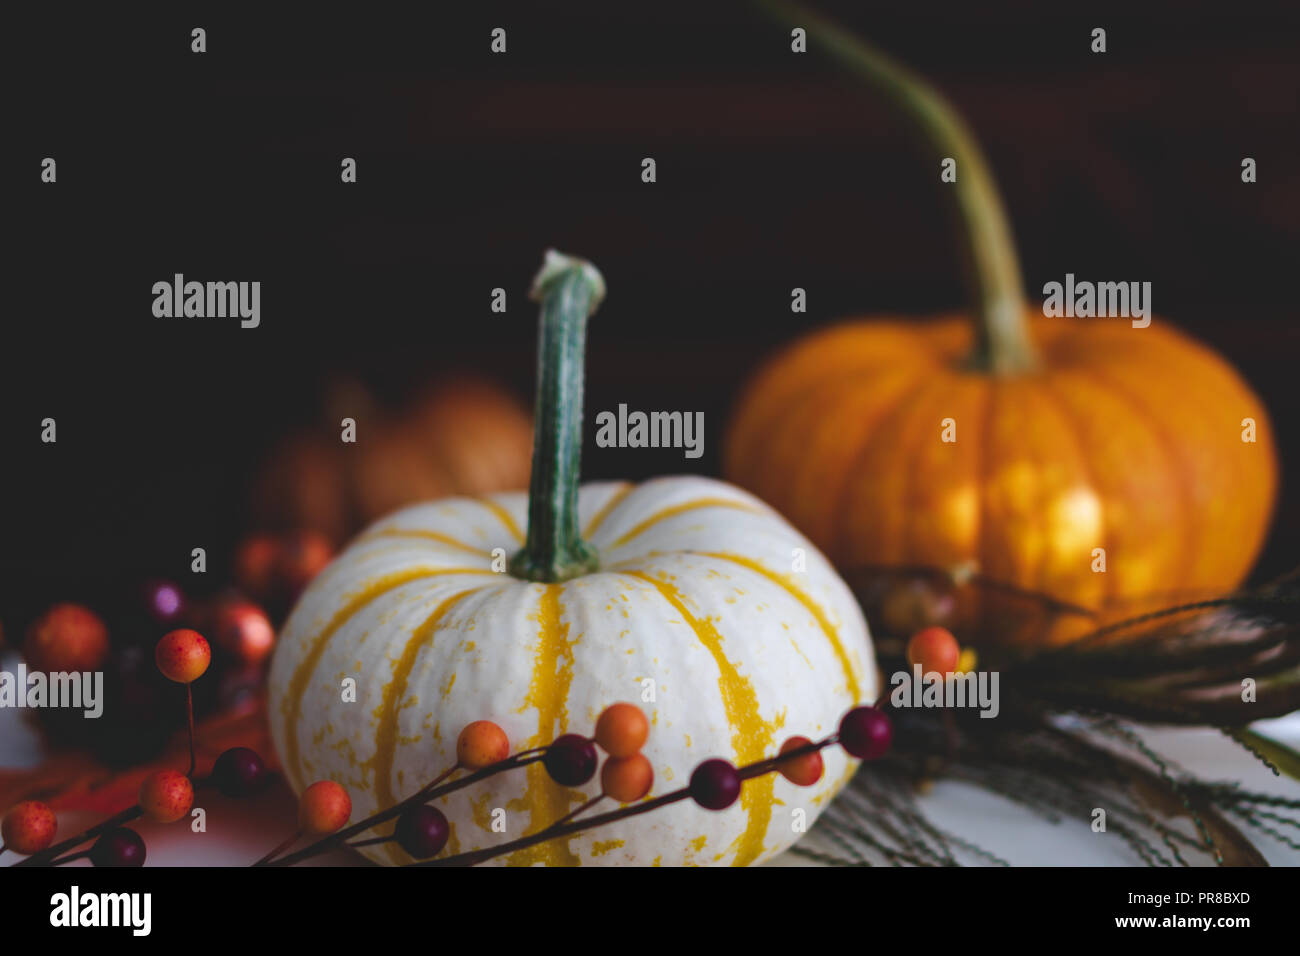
[906,626,961,676]
[212,598,276,664]
[299,781,351,834]
[276,530,334,596]
[234,534,280,600]
[155,629,211,683]
[955,646,978,675]
[138,770,195,823]
[2,801,57,855]
[594,702,649,758]
[777,736,824,787]
[456,721,509,769]
[24,603,109,673]
[601,753,654,803]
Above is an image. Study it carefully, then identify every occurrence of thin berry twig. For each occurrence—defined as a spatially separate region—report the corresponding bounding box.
[550,794,605,828]
[186,684,197,778]
[255,830,303,866]
[416,790,691,867]
[48,849,93,866]
[13,806,143,868]
[346,835,392,849]
[411,736,836,868]
[261,749,546,867]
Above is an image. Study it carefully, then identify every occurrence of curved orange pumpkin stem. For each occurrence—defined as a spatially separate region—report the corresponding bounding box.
[758,0,1038,375]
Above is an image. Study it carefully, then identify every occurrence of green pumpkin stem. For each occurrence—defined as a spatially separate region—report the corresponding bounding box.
[509,251,605,582]
[758,0,1037,374]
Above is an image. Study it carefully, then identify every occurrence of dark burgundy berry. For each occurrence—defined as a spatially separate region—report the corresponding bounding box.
[394,805,450,859]
[212,747,269,798]
[838,706,893,760]
[542,734,598,786]
[690,759,741,810]
[89,828,146,867]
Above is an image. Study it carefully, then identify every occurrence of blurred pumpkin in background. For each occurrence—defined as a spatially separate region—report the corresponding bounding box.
[726,6,1278,646]
[251,375,534,543]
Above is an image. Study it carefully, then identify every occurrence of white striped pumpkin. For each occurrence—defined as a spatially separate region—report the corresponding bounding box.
[267,475,877,866]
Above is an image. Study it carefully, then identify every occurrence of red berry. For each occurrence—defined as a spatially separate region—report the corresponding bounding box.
[838,706,893,760]
[394,805,449,859]
[276,530,334,596]
[90,828,146,867]
[138,770,194,823]
[2,801,57,855]
[212,599,275,664]
[601,753,654,803]
[456,720,509,769]
[155,629,211,683]
[594,703,649,758]
[234,534,280,600]
[24,603,109,672]
[777,736,824,787]
[212,747,269,798]
[543,734,598,786]
[299,780,351,834]
[690,759,741,810]
[907,626,961,676]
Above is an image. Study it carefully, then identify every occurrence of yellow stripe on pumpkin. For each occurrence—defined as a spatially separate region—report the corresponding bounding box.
[627,571,776,867]
[475,497,525,544]
[508,583,583,866]
[582,482,635,538]
[608,497,763,549]
[361,528,492,558]
[366,588,480,865]
[700,552,866,704]
[281,567,491,788]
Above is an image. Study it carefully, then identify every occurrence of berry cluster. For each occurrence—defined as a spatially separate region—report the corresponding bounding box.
[5,649,895,869]
[254,696,894,868]
[4,613,919,868]
[254,701,659,865]
[1,532,332,866]
[13,577,283,769]
[2,625,237,866]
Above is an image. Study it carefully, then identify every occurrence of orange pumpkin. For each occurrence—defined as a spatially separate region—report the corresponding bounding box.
[725,10,1278,644]
[725,313,1277,643]
[252,376,533,543]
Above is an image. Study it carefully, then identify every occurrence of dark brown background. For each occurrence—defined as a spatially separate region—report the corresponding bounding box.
[4,1,1298,628]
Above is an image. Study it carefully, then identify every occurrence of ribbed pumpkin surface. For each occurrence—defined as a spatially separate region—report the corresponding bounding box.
[269,476,877,865]
[725,313,1277,643]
